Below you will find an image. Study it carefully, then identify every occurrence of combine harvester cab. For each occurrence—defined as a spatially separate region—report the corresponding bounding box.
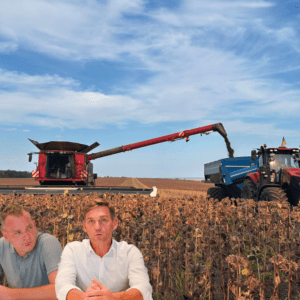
[0,122,231,196]
[28,140,99,186]
[205,143,300,205]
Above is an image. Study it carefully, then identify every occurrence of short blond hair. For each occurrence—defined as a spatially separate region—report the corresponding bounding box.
[83,200,116,221]
[0,204,29,231]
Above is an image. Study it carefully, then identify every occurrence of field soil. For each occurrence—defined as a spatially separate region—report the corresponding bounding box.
[0,177,214,192]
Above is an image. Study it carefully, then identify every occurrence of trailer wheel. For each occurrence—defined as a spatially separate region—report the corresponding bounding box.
[207,187,227,201]
[260,187,289,203]
[241,179,256,200]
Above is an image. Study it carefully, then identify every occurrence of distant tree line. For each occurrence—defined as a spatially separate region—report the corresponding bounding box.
[0,170,31,178]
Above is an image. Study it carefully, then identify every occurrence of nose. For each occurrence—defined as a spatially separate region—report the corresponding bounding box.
[94,220,102,230]
[23,229,32,240]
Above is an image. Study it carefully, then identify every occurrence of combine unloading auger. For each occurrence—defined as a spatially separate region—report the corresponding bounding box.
[0,122,230,196]
[87,123,229,160]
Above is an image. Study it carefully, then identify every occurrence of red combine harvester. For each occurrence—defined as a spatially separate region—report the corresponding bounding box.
[0,123,228,196]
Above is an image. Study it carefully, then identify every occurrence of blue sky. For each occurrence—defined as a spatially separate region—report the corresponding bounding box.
[0,0,300,178]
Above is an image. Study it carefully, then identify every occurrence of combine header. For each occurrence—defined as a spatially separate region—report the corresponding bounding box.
[0,122,229,196]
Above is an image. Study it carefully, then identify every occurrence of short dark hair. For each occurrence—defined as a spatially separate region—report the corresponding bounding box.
[0,204,29,231]
[83,200,116,221]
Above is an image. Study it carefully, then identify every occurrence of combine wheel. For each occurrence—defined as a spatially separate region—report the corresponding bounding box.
[241,178,256,200]
[207,187,227,201]
[260,187,289,203]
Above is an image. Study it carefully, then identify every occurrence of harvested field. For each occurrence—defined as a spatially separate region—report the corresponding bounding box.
[0,178,40,186]
[138,178,214,192]
[1,191,300,299]
[0,177,126,187]
[0,177,214,192]
[120,177,150,189]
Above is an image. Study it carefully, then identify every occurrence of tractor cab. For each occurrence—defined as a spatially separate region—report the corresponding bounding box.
[253,146,300,185]
[268,151,300,173]
[257,147,300,172]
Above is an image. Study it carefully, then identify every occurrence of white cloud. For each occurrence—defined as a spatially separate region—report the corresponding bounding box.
[0,127,17,131]
[0,69,79,89]
[0,67,299,131]
[208,120,298,137]
[0,41,18,53]
[0,0,145,60]
[0,0,299,133]
[0,0,289,64]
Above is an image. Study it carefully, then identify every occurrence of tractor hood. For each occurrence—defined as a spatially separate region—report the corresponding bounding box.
[284,168,300,179]
[281,168,300,187]
[284,168,300,206]
[29,139,88,152]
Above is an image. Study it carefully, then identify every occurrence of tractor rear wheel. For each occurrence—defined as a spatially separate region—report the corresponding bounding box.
[207,187,227,201]
[260,187,289,203]
[241,178,256,200]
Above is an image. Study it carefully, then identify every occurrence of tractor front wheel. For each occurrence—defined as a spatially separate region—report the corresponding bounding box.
[207,187,227,201]
[260,187,289,203]
[241,178,256,200]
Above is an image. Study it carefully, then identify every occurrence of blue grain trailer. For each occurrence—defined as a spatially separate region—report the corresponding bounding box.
[204,156,258,200]
[205,144,300,205]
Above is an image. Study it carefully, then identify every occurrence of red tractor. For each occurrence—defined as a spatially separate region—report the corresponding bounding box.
[28,122,229,186]
[241,144,300,205]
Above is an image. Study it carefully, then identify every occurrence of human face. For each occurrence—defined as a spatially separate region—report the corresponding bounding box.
[83,206,118,246]
[2,211,37,257]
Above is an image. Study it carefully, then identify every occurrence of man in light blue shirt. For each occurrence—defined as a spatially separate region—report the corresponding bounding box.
[0,204,62,300]
[55,200,152,300]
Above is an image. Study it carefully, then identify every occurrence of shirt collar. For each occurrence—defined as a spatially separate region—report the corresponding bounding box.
[85,238,118,257]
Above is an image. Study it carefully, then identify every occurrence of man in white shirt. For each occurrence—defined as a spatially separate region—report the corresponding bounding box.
[55,200,153,300]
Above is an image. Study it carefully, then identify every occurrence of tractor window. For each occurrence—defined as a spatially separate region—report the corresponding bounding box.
[46,153,72,179]
[269,154,298,172]
[258,155,263,167]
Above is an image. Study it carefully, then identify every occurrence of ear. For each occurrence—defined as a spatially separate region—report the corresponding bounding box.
[2,230,9,243]
[83,220,87,233]
[112,217,118,231]
[32,220,37,228]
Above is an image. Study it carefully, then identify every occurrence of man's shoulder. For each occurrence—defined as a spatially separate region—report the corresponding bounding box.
[116,239,139,247]
[37,232,61,246]
[36,232,62,252]
[60,240,90,259]
[67,240,84,248]
[0,236,9,250]
[63,239,87,252]
[114,239,133,248]
[114,239,140,255]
